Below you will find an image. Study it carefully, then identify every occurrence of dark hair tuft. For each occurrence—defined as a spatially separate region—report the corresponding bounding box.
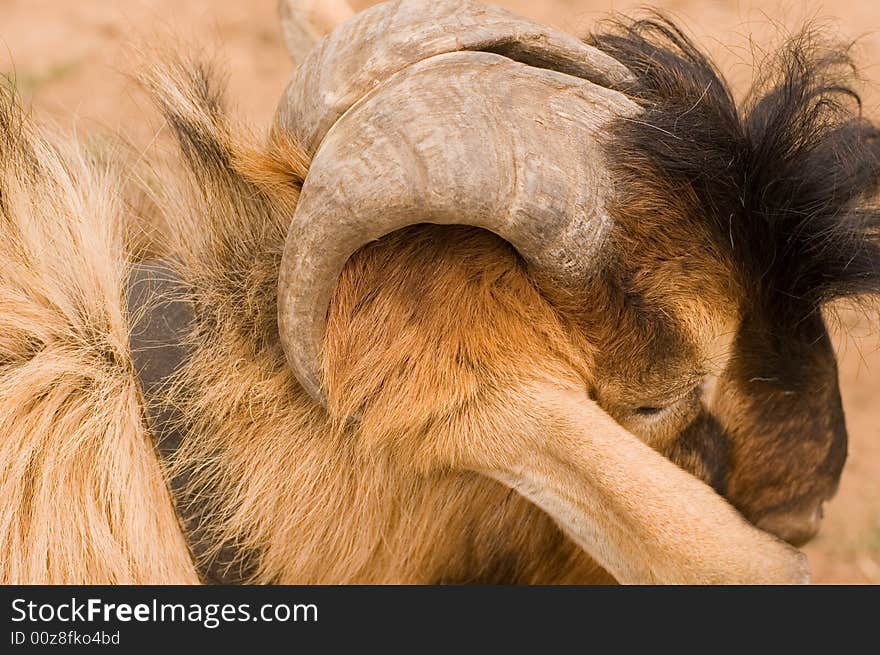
[589,15,880,311]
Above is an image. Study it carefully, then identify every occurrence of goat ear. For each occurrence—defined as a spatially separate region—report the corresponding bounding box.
[278,0,355,64]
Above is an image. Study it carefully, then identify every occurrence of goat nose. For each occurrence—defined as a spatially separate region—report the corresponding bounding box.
[756,503,824,547]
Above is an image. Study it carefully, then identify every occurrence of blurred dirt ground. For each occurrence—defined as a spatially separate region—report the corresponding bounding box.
[1,0,878,583]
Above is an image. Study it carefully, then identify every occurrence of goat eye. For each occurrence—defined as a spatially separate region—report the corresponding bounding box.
[633,383,703,419]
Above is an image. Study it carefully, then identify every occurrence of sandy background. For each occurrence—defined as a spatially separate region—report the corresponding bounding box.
[1,0,878,583]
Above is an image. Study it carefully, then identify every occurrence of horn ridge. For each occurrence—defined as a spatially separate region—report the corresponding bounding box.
[278,51,639,404]
[278,0,634,156]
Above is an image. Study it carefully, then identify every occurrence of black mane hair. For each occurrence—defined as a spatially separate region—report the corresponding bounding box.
[588,17,880,313]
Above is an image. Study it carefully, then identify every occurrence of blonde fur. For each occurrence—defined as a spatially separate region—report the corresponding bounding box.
[0,88,197,583]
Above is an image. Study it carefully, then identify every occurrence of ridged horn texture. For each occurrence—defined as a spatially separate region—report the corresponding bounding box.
[276,0,641,404]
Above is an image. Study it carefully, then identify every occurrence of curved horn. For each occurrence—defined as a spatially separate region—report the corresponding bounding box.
[278,51,640,403]
[276,0,634,155]
[278,0,356,64]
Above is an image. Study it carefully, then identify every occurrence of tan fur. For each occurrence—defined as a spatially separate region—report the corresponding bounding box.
[0,90,198,583]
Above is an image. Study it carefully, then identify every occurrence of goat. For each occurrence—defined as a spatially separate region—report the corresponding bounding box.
[2,0,879,584]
